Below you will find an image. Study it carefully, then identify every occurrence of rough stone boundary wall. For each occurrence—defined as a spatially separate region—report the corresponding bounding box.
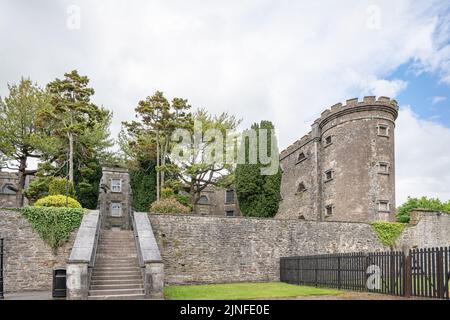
[149,214,387,285]
[0,209,76,293]
[396,212,450,250]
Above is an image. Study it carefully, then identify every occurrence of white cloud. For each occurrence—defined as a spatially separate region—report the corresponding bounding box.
[396,106,450,205]
[431,96,447,105]
[1,1,450,203]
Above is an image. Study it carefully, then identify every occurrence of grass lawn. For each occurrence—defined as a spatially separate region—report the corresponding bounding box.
[164,282,342,300]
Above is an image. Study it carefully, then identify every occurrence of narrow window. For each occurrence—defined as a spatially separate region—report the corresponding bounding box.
[111,202,122,217]
[325,170,333,181]
[378,162,389,174]
[111,179,122,193]
[325,205,334,216]
[225,190,235,204]
[324,135,332,146]
[198,195,209,204]
[297,152,306,163]
[377,125,389,136]
[225,210,234,217]
[378,200,390,212]
[297,182,306,193]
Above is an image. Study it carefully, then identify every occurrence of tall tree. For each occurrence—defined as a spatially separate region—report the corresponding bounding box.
[0,78,49,205]
[170,109,241,204]
[235,121,282,217]
[123,91,191,200]
[39,70,109,182]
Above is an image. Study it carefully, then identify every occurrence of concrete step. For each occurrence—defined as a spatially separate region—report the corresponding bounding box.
[91,279,143,285]
[94,266,140,272]
[88,288,145,296]
[95,259,138,265]
[87,293,146,300]
[95,261,139,268]
[92,272,141,278]
[95,253,138,258]
[90,283,143,290]
[91,273,142,279]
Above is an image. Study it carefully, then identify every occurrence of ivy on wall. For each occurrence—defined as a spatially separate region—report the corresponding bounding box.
[20,206,85,251]
[371,221,407,248]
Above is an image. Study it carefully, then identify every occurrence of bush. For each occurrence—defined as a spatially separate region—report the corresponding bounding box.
[21,206,85,250]
[150,197,190,214]
[371,221,407,248]
[35,195,82,209]
[161,187,175,199]
[48,177,75,197]
[396,196,450,223]
[24,177,51,201]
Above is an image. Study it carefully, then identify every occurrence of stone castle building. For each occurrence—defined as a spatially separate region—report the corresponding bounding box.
[195,185,242,217]
[276,96,398,222]
[0,170,34,207]
[98,166,133,229]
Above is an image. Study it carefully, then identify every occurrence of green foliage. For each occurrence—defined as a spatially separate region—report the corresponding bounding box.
[150,197,191,214]
[35,195,82,209]
[174,194,192,211]
[24,177,51,201]
[235,121,282,218]
[129,160,157,212]
[48,177,75,197]
[371,221,407,247]
[21,206,85,250]
[396,196,450,223]
[74,159,102,209]
[161,187,175,199]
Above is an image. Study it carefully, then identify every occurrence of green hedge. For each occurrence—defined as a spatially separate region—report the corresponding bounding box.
[35,195,82,208]
[21,206,85,250]
[371,221,407,248]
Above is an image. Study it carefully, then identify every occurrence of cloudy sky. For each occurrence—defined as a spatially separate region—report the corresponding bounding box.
[1,0,450,205]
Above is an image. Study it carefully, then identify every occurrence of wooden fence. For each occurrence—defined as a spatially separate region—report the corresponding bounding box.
[280,246,450,299]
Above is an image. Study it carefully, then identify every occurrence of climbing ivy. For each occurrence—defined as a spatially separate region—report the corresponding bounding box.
[371,221,407,248]
[20,206,85,251]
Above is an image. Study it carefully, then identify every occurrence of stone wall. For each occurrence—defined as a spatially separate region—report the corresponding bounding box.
[149,214,387,285]
[0,209,76,293]
[396,211,450,251]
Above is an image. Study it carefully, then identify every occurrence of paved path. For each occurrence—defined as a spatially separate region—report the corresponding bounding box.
[3,291,53,300]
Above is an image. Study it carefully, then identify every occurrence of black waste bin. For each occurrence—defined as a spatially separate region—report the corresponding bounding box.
[52,268,67,298]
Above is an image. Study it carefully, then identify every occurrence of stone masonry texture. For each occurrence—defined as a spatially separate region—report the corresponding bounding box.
[277,96,398,223]
[149,214,388,285]
[0,209,76,293]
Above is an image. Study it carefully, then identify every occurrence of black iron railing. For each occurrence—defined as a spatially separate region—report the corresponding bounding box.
[280,246,450,299]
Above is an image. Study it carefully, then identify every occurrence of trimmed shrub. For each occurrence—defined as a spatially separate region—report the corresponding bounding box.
[23,177,51,201]
[35,195,82,209]
[21,206,85,250]
[48,177,75,197]
[371,221,407,248]
[150,197,190,214]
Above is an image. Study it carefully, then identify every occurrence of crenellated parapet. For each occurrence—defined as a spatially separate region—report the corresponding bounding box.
[280,96,399,159]
[280,132,313,160]
[314,96,398,129]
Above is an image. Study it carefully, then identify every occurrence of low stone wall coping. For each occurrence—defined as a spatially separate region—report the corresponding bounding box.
[134,212,162,262]
[68,210,99,263]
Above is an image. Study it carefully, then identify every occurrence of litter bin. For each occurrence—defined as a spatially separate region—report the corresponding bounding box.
[52,268,67,298]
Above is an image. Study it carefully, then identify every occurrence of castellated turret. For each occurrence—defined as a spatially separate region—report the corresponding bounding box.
[276,96,398,222]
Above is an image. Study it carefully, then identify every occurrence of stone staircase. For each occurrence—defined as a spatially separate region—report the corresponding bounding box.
[88,229,145,300]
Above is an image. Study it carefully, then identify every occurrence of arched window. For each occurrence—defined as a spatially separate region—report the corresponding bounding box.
[1,183,17,194]
[198,195,209,205]
[297,182,306,193]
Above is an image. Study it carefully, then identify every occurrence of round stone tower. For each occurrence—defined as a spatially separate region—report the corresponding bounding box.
[277,96,398,222]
